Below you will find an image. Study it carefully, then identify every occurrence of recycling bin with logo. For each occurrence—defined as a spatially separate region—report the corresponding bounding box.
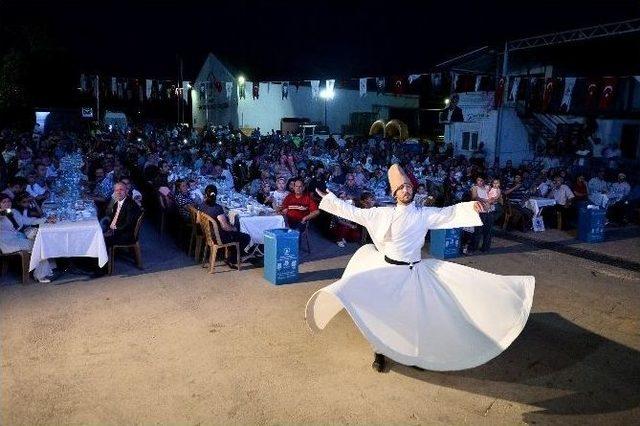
[578,206,606,243]
[430,228,462,259]
[264,228,300,285]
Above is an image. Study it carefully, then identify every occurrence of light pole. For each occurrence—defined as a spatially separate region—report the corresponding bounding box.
[319,88,334,128]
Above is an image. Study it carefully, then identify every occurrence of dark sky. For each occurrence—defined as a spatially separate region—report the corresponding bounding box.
[2,0,639,81]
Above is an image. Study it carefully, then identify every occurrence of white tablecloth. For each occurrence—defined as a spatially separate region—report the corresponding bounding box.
[228,212,286,246]
[525,198,556,216]
[29,219,108,271]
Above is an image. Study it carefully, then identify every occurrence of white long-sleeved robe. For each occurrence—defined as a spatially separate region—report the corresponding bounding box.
[305,193,535,371]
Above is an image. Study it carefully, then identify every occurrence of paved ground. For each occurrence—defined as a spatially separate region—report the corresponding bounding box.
[2,224,639,425]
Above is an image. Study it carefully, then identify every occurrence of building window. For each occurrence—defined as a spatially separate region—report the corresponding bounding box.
[462,131,479,151]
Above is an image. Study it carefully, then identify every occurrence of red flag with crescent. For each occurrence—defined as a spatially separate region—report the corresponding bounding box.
[586,79,599,111]
[542,78,555,112]
[599,77,616,110]
[391,75,405,95]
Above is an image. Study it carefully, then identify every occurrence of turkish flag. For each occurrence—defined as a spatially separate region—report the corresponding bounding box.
[214,80,223,93]
[494,76,506,108]
[459,75,475,92]
[542,78,555,112]
[391,75,405,95]
[599,77,616,110]
[586,79,599,111]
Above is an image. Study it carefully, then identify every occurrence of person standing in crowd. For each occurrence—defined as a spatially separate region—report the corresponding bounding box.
[470,176,497,253]
[281,178,320,230]
[199,185,250,268]
[488,178,502,219]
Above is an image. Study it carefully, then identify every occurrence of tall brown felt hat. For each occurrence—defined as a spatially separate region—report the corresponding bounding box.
[388,164,412,195]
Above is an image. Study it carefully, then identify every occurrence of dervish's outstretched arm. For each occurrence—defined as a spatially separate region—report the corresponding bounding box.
[422,201,484,229]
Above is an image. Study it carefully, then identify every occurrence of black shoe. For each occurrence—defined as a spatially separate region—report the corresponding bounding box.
[90,268,107,279]
[372,353,386,373]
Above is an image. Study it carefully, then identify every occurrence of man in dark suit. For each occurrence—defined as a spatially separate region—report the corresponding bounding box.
[103,182,141,247]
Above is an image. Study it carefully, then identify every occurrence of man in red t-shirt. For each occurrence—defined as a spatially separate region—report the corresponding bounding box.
[281,178,319,229]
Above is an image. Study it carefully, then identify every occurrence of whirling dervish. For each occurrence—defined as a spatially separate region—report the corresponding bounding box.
[306,164,534,372]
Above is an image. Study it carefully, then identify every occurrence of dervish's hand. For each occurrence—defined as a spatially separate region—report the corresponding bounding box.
[473,201,485,213]
[316,188,329,198]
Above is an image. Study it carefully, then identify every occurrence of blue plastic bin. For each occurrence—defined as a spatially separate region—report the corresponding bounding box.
[264,229,300,285]
[430,228,461,259]
[578,206,606,243]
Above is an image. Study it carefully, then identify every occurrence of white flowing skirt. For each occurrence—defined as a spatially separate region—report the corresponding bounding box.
[306,244,535,371]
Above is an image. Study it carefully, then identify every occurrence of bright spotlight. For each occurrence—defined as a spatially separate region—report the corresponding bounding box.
[238,76,245,85]
[320,89,334,99]
[444,98,450,106]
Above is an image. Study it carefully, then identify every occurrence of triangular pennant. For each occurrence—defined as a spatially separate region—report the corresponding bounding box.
[560,77,576,112]
[408,74,421,85]
[431,73,442,90]
[375,77,385,94]
[310,80,320,98]
[225,81,233,99]
[359,78,367,97]
[508,77,521,102]
[326,79,335,93]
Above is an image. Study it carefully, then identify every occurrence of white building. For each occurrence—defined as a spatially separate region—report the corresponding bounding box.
[444,91,532,166]
[439,28,640,167]
[191,54,419,133]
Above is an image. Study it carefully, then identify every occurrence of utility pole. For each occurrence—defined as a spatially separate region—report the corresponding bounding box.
[494,41,508,166]
[96,74,100,123]
[176,55,182,125]
[179,56,185,124]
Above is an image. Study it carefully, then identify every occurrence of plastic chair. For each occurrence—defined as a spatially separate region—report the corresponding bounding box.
[157,191,175,236]
[188,206,204,260]
[201,213,241,274]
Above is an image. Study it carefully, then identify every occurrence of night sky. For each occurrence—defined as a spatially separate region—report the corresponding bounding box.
[2,0,639,81]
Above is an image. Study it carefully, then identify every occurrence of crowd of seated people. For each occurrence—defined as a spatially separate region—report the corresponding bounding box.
[1,118,638,282]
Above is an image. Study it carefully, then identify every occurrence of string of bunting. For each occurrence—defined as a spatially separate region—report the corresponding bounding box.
[80,71,639,112]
